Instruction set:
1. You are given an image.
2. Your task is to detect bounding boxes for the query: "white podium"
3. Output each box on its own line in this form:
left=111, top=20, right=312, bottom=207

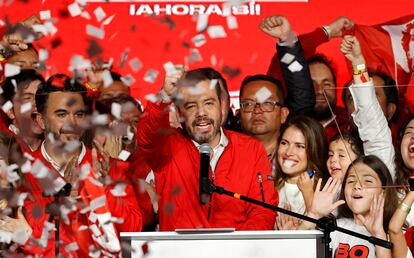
left=120, top=230, right=325, bottom=258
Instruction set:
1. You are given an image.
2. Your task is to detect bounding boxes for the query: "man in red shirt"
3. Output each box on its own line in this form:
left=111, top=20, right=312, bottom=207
left=137, top=68, right=278, bottom=231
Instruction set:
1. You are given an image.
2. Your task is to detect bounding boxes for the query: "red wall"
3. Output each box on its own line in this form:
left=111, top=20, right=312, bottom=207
left=1, top=0, right=414, bottom=105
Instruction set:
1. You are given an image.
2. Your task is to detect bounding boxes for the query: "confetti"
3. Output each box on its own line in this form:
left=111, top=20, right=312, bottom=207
left=81, top=11, right=91, bottom=20
left=118, top=150, right=130, bottom=161
left=21, top=160, right=32, bottom=173
left=32, top=24, right=47, bottom=36
left=188, top=49, right=202, bottom=63
left=65, top=242, right=79, bottom=252
left=280, top=53, right=295, bottom=64
left=145, top=171, right=155, bottom=184
left=111, top=102, right=122, bottom=119
left=44, top=22, right=58, bottom=35
left=20, top=102, right=32, bottom=114
left=39, top=49, right=48, bottom=62
left=102, top=69, right=113, bottom=88
left=64, top=140, right=81, bottom=153
left=79, top=163, right=90, bottom=180
left=192, top=34, right=206, bottom=48
left=128, top=57, right=142, bottom=72
left=90, top=195, right=106, bottom=211
left=68, top=2, right=82, bottom=17
left=255, top=87, right=272, bottom=103
left=17, top=192, right=28, bottom=206
left=163, top=62, right=178, bottom=76
left=86, top=24, right=104, bottom=39
left=110, top=182, right=127, bottom=197
left=121, top=74, right=135, bottom=87
left=40, top=10, right=51, bottom=20
left=12, top=229, right=29, bottom=244
left=211, top=54, right=217, bottom=66
left=92, top=113, right=108, bottom=125
left=118, top=48, right=129, bottom=68
left=287, top=60, right=303, bottom=72
left=226, top=16, right=238, bottom=30
left=143, top=69, right=159, bottom=83
left=31, top=159, right=49, bottom=179
left=196, top=14, right=208, bottom=32
left=209, top=79, right=218, bottom=90
left=207, top=25, right=227, bottom=39
left=1, top=101, right=13, bottom=113
left=94, top=7, right=106, bottom=22
left=144, top=94, right=158, bottom=103
left=102, top=14, right=115, bottom=26
left=4, top=64, right=21, bottom=77
left=86, top=40, right=103, bottom=58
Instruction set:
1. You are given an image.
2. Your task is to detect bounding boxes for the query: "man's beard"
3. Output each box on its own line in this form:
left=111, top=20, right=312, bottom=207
left=186, top=116, right=221, bottom=145
left=313, top=97, right=336, bottom=121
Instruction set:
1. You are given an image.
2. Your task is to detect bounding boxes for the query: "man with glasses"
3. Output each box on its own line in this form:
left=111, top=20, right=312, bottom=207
left=239, top=75, right=289, bottom=175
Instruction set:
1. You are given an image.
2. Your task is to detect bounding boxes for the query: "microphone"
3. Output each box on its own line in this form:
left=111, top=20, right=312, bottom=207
left=199, top=143, right=213, bottom=205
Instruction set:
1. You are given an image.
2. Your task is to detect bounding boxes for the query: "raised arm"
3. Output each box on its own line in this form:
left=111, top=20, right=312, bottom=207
left=260, top=15, right=315, bottom=116
left=340, top=35, right=396, bottom=181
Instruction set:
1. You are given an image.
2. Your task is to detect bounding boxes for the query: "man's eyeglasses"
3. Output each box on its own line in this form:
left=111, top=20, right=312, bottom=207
left=240, top=100, right=283, bottom=112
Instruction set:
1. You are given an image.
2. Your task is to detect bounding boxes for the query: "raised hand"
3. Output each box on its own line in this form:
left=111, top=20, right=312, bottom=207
left=340, top=35, right=364, bottom=64
left=357, top=193, right=386, bottom=238
left=276, top=204, right=300, bottom=230
left=0, top=207, right=32, bottom=243
left=328, top=16, right=354, bottom=38
left=298, top=171, right=314, bottom=194
left=162, top=64, right=186, bottom=98
left=259, top=15, right=293, bottom=42
left=308, top=177, right=345, bottom=219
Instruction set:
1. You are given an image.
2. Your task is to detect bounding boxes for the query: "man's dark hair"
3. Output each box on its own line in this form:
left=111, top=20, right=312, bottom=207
left=36, top=73, right=89, bottom=115
left=175, top=68, right=222, bottom=104
left=240, top=74, right=285, bottom=106
left=3, top=69, right=44, bottom=103
left=110, top=71, right=122, bottom=82
left=307, top=54, right=337, bottom=85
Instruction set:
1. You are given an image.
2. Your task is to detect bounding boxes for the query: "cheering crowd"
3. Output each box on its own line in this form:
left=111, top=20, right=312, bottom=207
left=0, top=11, right=413, bottom=258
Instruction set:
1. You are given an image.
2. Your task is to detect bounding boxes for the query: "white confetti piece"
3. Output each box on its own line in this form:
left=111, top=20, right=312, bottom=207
left=20, top=102, right=32, bottom=114
left=86, top=24, right=104, bottom=39
left=39, top=49, right=48, bottom=62
left=40, top=10, right=51, bottom=20
left=44, top=22, right=58, bottom=35
left=32, top=24, right=47, bottom=36
left=92, top=113, right=108, bottom=125
left=111, top=102, right=122, bottom=120
left=118, top=150, right=130, bottom=161
left=21, top=160, right=32, bottom=173
left=126, top=126, right=134, bottom=140
left=89, top=224, right=101, bottom=236
left=4, top=64, right=21, bottom=77
left=65, top=242, right=79, bottom=252
left=196, top=14, right=208, bottom=32
left=2, top=101, right=13, bottom=113
left=255, top=87, right=272, bottom=103
left=31, top=159, right=49, bottom=179
left=17, top=192, right=28, bottom=206
left=81, top=11, right=91, bottom=20
left=163, top=62, right=178, bottom=76
left=121, top=74, right=135, bottom=87
left=80, top=163, right=90, bottom=180
left=64, top=140, right=81, bottom=153
left=280, top=53, right=295, bottom=64
left=68, top=2, right=82, bottom=17
left=143, top=69, right=159, bottom=83
left=188, top=49, right=202, bottom=63
left=189, top=82, right=206, bottom=95
left=209, top=79, right=218, bottom=90
left=144, top=94, right=158, bottom=103
left=78, top=225, right=88, bottom=231
left=211, top=54, right=217, bottom=66
left=288, top=60, right=303, bottom=72
left=145, top=170, right=155, bottom=184
left=94, top=7, right=106, bottom=22
left=207, top=25, right=227, bottom=39
left=12, top=229, right=30, bottom=244
left=226, top=16, right=238, bottom=30
left=69, top=55, right=92, bottom=71
left=192, top=34, right=206, bottom=48
left=102, top=14, right=115, bottom=26
left=110, top=182, right=127, bottom=197
left=128, top=57, right=142, bottom=72
left=0, top=231, right=12, bottom=243
left=102, top=69, right=113, bottom=88
left=90, top=195, right=106, bottom=211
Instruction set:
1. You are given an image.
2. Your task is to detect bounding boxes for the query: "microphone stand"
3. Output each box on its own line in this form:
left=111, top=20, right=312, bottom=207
left=44, top=183, right=72, bottom=257
left=206, top=182, right=392, bottom=258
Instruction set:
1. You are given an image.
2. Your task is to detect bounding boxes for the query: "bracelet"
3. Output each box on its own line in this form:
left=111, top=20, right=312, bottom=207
left=352, top=68, right=368, bottom=75
left=398, top=202, right=411, bottom=213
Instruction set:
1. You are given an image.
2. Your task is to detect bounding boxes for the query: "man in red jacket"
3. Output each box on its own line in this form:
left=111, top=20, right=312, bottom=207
left=21, top=74, right=123, bottom=257
left=137, top=68, right=278, bottom=231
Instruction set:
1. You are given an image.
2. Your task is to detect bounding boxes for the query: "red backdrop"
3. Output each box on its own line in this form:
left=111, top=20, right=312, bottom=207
left=1, top=0, right=414, bottom=105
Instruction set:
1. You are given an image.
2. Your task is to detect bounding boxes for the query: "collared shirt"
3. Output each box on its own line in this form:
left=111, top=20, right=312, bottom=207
left=192, top=127, right=229, bottom=175
left=40, top=140, right=86, bottom=176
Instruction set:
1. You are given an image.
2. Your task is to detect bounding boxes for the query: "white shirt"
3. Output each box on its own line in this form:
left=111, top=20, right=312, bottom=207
left=278, top=182, right=306, bottom=215
left=192, top=127, right=229, bottom=175
left=40, top=141, right=86, bottom=176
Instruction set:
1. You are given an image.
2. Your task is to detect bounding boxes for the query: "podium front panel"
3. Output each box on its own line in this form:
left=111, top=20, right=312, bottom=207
left=121, top=230, right=325, bottom=258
